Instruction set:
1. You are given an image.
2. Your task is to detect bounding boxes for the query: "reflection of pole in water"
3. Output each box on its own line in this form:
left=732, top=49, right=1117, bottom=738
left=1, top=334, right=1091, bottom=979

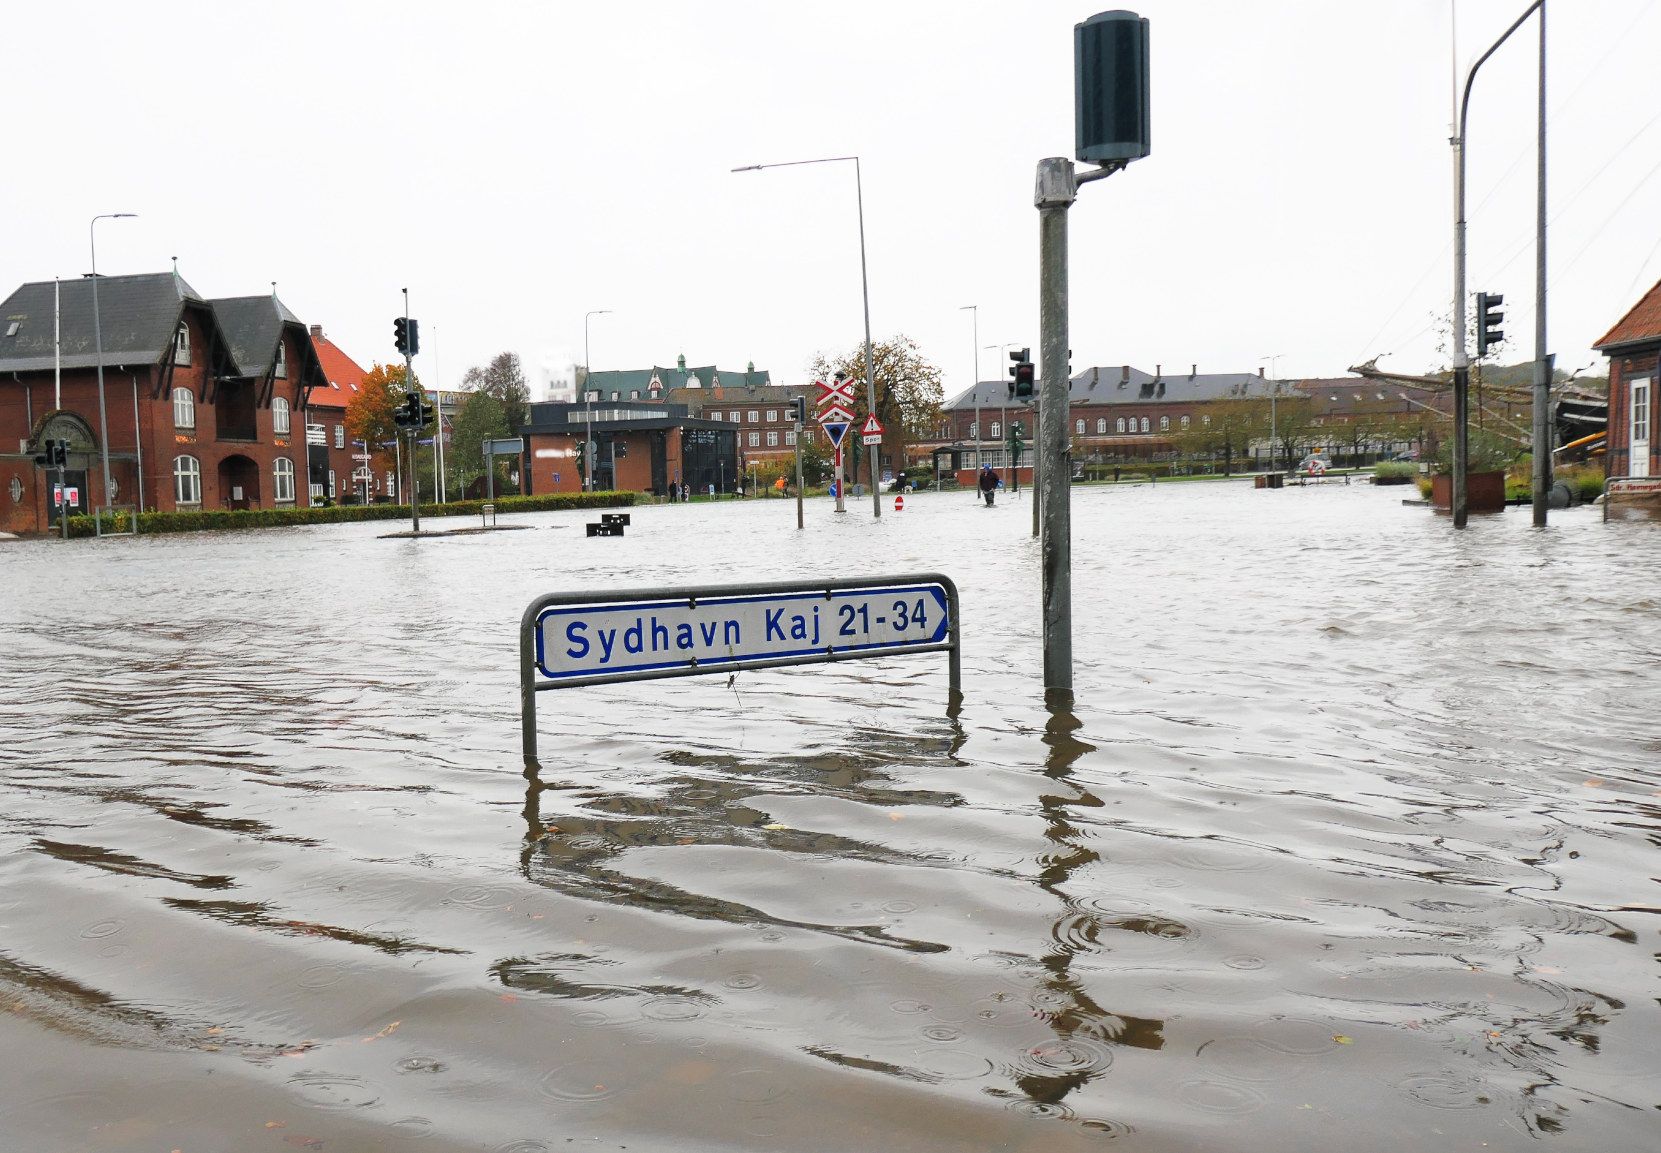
left=1010, top=705, right=1165, bottom=1109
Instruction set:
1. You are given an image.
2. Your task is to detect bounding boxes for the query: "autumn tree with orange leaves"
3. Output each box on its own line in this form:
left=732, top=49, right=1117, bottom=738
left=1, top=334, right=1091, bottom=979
left=346, top=362, right=418, bottom=484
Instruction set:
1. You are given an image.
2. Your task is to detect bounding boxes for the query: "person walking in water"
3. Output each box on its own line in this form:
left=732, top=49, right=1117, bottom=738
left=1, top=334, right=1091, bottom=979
left=978, top=463, right=998, bottom=507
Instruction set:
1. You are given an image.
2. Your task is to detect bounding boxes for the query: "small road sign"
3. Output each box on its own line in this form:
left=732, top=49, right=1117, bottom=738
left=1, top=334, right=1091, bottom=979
left=861, top=414, right=883, bottom=446
left=823, top=422, right=850, bottom=449
left=817, top=378, right=856, bottom=405
left=818, top=403, right=855, bottom=425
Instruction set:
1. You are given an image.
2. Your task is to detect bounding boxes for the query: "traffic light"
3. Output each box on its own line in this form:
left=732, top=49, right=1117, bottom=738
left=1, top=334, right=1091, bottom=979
left=406, top=319, right=420, bottom=358
left=790, top=396, right=806, bottom=425
left=394, top=317, right=409, bottom=356
left=52, top=440, right=69, bottom=467
left=1476, top=292, right=1504, bottom=358
left=395, top=391, right=424, bottom=429
left=1009, top=347, right=1034, bottom=398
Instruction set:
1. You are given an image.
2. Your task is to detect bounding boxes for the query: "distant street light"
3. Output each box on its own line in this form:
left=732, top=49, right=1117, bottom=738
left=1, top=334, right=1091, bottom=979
left=1260, top=353, right=1283, bottom=472
left=90, top=212, right=137, bottom=516
left=584, top=309, right=611, bottom=492
left=733, top=155, right=880, bottom=518
left=961, top=305, right=979, bottom=491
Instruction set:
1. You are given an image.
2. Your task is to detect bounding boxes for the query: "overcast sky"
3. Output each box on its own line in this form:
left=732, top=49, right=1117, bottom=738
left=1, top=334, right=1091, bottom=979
left=7, top=1, right=1657, bottom=400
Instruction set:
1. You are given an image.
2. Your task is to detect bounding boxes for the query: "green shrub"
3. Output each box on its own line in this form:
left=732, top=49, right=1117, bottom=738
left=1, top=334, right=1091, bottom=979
left=1373, top=460, right=1416, bottom=481
left=1415, top=475, right=1434, bottom=499
left=65, top=491, right=637, bottom=539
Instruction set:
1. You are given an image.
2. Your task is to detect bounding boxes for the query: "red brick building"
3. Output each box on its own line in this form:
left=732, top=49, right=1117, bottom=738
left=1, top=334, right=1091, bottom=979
left=520, top=399, right=737, bottom=496
left=1593, top=279, right=1661, bottom=479
left=306, top=325, right=375, bottom=502
left=0, top=271, right=323, bottom=534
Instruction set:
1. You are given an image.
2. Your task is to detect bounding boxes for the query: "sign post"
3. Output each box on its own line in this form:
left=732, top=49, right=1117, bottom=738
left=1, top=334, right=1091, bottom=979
left=521, top=573, right=962, bottom=761
left=817, top=375, right=857, bottom=514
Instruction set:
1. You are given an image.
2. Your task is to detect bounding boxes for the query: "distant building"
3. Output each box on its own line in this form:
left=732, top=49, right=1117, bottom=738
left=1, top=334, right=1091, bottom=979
left=0, top=271, right=323, bottom=534
left=1593, top=278, right=1661, bottom=479
left=518, top=398, right=737, bottom=496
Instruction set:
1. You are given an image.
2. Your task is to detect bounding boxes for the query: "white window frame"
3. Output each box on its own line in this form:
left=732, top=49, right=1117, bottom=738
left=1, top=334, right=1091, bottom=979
left=1075, top=418, right=1085, bottom=435
left=272, top=396, right=291, bottom=435
left=174, top=322, right=192, bottom=367
left=173, top=386, right=195, bottom=430
left=766, top=430, right=779, bottom=447
left=1181, top=415, right=1191, bottom=429
left=274, top=341, right=287, bottom=379
left=1096, top=418, right=1107, bottom=434
left=173, top=455, right=201, bottom=505
left=1140, top=417, right=1150, bottom=433
left=334, top=424, right=345, bottom=449
left=785, top=430, right=797, bottom=446
left=1115, top=417, right=1126, bottom=434
left=990, top=421, right=1001, bottom=439
left=327, top=468, right=336, bottom=498
left=748, top=410, right=760, bottom=424
left=747, top=431, right=760, bottom=447
left=1202, top=414, right=1212, bottom=427
left=729, top=411, right=740, bottom=423
left=766, top=409, right=778, bottom=423
left=969, top=422, right=978, bottom=439
left=273, top=457, right=295, bottom=503
left=1159, top=415, right=1170, bottom=432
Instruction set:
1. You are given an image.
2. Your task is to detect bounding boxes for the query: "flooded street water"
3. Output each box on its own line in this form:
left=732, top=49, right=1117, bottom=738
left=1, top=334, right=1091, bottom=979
left=1, top=481, right=1657, bottom=1153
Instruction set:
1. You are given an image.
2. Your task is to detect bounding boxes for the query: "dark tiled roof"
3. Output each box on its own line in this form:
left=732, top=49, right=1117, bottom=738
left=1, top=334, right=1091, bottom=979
left=211, top=294, right=301, bottom=378
left=0, top=271, right=200, bottom=373
left=1593, top=280, right=1661, bottom=351
left=944, top=365, right=1280, bottom=410
left=585, top=364, right=773, bottom=398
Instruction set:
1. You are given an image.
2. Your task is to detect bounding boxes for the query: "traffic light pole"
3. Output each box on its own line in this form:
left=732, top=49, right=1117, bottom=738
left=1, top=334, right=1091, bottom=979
left=57, top=457, right=68, bottom=541
left=1037, top=158, right=1076, bottom=703
left=402, top=288, right=420, bottom=535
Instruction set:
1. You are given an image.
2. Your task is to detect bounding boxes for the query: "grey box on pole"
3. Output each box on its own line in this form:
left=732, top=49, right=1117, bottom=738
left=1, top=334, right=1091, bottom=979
left=1075, top=11, right=1151, bottom=165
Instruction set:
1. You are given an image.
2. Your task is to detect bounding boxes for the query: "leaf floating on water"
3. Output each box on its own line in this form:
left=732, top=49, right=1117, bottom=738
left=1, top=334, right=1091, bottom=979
left=362, top=1020, right=402, bottom=1042
left=888, top=812, right=904, bottom=822
left=761, top=823, right=790, bottom=831
left=1332, top=1034, right=1353, bottom=1045
left=265, top=1120, right=287, bottom=1129
left=1583, top=778, right=1604, bottom=787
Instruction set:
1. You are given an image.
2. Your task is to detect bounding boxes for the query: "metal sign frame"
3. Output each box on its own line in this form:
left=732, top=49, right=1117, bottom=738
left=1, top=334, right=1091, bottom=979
left=520, top=572, right=961, bottom=760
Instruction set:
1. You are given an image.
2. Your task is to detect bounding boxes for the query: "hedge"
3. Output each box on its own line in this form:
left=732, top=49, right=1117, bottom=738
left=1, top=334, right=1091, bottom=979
left=64, top=491, right=638, bottom=539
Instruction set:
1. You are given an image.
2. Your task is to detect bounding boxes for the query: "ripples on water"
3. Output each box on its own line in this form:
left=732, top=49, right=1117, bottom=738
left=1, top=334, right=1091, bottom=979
left=0, top=483, right=1657, bottom=1152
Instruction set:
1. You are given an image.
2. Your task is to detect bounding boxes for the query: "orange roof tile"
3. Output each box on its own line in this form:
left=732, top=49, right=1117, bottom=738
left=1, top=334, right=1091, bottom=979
left=309, top=333, right=369, bottom=412
left=1594, top=279, right=1661, bottom=351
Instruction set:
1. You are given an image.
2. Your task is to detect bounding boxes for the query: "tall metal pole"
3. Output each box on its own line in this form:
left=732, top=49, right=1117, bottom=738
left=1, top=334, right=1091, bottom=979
left=1260, top=355, right=1282, bottom=471
left=794, top=406, right=804, bottom=529
left=1530, top=0, right=1550, bottom=527
left=854, top=158, right=880, bottom=518
left=962, top=305, right=979, bottom=488
left=987, top=342, right=1017, bottom=490
left=584, top=310, right=610, bottom=492
left=403, top=287, right=419, bottom=534
left=89, top=213, right=136, bottom=516
left=1454, top=0, right=1544, bottom=530
left=1036, top=158, right=1076, bottom=703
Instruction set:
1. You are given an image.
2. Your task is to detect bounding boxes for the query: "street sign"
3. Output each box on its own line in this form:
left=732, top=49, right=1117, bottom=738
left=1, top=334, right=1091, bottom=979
left=818, top=403, right=855, bottom=425
left=520, top=574, right=962, bottom=759
left=823, top=421, right=850, bottom=449
left=861, top=414, right=883, bottom=446
left=352, top=452, right=372, bottom=461
left=817, top=378, right=856, bottom=405
left=486, top=438, right=523, bottom=456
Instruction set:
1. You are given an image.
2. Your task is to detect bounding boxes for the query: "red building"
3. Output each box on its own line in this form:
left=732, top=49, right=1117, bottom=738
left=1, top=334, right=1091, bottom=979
left=1593, top=279, right=1661, bottom=480
left=306, top=325, right=375, bottom=503
left=0, top=271, right=323, bottom=534
left=520, top=399, right=737, bottom=496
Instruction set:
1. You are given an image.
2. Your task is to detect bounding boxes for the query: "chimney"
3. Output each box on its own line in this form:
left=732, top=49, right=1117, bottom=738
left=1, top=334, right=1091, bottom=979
left=1120, top=364, right=1130, bottom=384
left=309, top=324, right=323, bottom=341
left=1155, top=363, right=1162, bottom=380
left=1092, top=366, right=1099, bottom=386
left=1258, top=366, right=1265, bottom=378
left=1190, top=364, right=1196, bottom=379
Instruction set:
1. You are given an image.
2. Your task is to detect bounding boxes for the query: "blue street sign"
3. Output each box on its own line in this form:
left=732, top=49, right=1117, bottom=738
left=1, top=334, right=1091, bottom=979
left=822, top=421, right=850, bottom=449
left=535, top=583, right=949, bottom=682
left=520, top=574, right=963, bottom=760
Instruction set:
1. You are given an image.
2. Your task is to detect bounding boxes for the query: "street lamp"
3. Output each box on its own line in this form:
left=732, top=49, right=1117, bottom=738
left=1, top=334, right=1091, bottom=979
left=1260, top=353, right=1283, bottom=472
left=960, top=305, right=979, bottom=491
left=584, top=309, right=611, bottom=492
left=90, top=212, right=137, bottom=515
left=733, top=155, right=880, bottom=518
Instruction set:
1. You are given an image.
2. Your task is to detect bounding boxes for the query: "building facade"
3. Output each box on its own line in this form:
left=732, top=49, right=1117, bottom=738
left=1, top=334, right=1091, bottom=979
left=519, top=399, right=738, bottom=496
left=306, top=325, right=373, bottom=503
left=1593, top=279, right=1661, bottom=480
left=0, top=271, right=324, bottom=534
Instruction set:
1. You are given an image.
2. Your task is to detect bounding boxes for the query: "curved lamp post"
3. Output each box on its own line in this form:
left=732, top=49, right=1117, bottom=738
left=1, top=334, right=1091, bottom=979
left=733, top=156, right=880, bottom=518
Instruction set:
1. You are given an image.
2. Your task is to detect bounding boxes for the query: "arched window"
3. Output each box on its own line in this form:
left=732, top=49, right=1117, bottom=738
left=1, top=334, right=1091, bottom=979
left=172, top=387, right=195, bottom=430
left=990, top=421, right=1001, bottom=439
left=1074, top=418, right=1085, bottom=435
left=1115, top=417, right=1126, bottom=434
left=1181, top=415, right=1191, bottom=429
left=274, top=341, right=287, bottom=379
left=1159, top=415, right=1170, bottom=431
left=273, top=457, right=295, bottom=503
left=1096, top=418, right=1107, bottom=434
left=272, top=396, right=291, bottom=435
left=174, top=322, right=191, bottom=366
left=1139, top=417, right=1150, bottom=433
left=174, top=456, right=201, bottom=505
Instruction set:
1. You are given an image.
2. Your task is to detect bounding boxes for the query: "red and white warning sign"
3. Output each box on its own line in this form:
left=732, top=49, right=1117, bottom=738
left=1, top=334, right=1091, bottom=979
left=860, top=413, right=883, bottom=446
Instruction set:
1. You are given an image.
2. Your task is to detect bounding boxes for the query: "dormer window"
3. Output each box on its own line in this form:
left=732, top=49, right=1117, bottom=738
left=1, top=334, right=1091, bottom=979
left=274, top=341, right=287, bottom=379
left=174, top=322, right=191, bottom=367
